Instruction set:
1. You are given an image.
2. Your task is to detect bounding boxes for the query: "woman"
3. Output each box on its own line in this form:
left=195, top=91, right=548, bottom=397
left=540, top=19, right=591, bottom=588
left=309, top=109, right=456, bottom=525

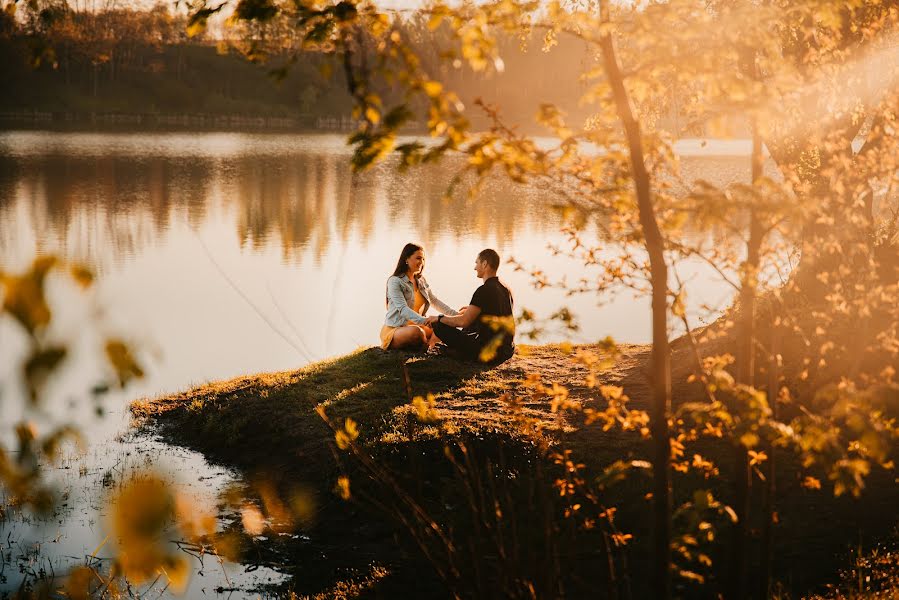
left=380, top=243, right=459, bottom=350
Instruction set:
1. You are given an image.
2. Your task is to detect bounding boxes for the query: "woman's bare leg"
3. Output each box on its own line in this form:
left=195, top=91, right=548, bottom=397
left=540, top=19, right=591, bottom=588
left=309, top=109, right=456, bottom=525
left=427, top=331, right=443, bottom=349
left=389, top=325, right=428, bottom=350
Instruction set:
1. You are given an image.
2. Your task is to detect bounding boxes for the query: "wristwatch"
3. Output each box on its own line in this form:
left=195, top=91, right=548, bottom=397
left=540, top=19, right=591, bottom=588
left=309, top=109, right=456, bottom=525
left=437, top=314, right=444, bottom=323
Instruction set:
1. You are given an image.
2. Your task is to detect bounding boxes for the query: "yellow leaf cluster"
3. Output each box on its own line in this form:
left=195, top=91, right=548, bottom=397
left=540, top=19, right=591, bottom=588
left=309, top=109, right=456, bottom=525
left=107, top=474, right=189, bottom=591
left=335, top=417, right=360, bottom=450
left=411, top=393, right=439, bottom=422
left=105, top=339, right=144, bottom=387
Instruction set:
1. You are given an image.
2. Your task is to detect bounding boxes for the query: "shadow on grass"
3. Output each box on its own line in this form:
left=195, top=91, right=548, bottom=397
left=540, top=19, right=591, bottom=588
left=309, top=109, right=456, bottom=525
left=132, top=347, right=496, bottom=474
left=132, top=347, right=513, bottom=597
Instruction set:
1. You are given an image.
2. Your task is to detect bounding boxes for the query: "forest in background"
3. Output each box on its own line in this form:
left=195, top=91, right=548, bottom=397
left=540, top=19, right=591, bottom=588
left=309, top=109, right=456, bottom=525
left=0, top=3, right=354, bottom=123
left=0, top=1, right=683, bottom=132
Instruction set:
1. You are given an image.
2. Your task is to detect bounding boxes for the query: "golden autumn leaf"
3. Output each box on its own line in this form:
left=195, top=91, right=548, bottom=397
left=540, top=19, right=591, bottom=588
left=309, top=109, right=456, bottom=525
left=739, top=432, right=760, bottom=448
left=748, top=450, right=768, bottom=466
left=802, top=476, right=822, bottom=490
left=107, top=474, right=177, bottom=586
left=336, top=475, right=351, bottom=500
left=422, top=80, right=443, bottom=98
left=105, top=339, right=144, bottom=387
left=69, top=264, right=94, bottom=289
left=412, top=394, right=439, bottom=422
left=335, top=418, right=359, bottom=450
left=23, top=346, right=67, bottom=403
left=427, top=12, right=444, bottom=31
left=1, top=257, right=57, bottom=335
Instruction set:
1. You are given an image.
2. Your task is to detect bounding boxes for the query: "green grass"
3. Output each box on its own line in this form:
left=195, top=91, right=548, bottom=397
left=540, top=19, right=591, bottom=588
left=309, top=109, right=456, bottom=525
left=131, top=343, right=635, bottom=466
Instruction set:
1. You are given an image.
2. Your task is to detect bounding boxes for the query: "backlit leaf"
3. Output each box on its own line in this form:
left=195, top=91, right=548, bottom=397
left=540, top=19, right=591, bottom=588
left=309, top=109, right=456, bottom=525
left=335, top=418, right=359, bottom=449
left=336, top=475, right=351, bottom=500
left=1, top=256, right=57, bottom=335
left=105, top=339, right=144, bottom=387
left=24, top=346, right=67, bottom=402
left=70, top=264, right=94, bottom=289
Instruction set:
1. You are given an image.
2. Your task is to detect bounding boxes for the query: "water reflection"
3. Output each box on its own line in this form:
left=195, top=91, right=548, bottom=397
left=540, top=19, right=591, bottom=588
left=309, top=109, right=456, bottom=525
left=0, top=130, right=756, bottom=598
left=0, top=132, right=756, bottom=378
left=0, top=141, right=554, bottom=272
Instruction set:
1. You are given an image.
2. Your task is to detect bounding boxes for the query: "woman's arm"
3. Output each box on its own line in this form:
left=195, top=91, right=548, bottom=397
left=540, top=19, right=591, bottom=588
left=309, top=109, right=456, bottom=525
left=387, top=276, right=428, bottom=325
left=428, top=305, right=479, bottom=328
left=428, top=291, right=460, bottom=316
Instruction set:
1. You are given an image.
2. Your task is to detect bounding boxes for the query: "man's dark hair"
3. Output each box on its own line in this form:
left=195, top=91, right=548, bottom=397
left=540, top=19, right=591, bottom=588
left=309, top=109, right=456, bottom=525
left=478, top=248, right=500, bottom=271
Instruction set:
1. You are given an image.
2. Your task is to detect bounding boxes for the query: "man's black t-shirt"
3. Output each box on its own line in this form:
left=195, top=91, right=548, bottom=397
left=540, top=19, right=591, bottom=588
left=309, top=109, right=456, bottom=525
left=468, top=276, right=515, bottom=353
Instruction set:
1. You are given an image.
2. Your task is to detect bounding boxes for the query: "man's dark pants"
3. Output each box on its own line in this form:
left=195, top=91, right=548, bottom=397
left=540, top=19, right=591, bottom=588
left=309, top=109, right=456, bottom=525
left=432, top=321, right=482, bottom=361
left=432, top=321, right=513, bottom=362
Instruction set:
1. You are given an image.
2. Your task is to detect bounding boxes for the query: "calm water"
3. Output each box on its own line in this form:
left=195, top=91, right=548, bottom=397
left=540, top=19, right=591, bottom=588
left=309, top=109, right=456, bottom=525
left=0, top=131, right=757, bottom=596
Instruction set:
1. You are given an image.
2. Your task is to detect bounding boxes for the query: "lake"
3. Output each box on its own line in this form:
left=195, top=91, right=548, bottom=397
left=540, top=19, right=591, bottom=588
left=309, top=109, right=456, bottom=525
left=0, top=130, right=757, bottom=596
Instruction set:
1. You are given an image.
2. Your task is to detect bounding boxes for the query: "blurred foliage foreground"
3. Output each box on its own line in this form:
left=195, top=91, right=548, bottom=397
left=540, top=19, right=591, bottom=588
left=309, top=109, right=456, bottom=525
left=5, top=0, right=899, bottom=596
left=123, top=0, right=899, bottom=595
left=0, top=258, right=216, bottom=599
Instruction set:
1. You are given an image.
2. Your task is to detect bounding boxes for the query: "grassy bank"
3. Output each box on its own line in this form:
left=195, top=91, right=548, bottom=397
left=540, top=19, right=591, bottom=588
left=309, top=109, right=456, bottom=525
left=131, top=342, right=898, bottom=598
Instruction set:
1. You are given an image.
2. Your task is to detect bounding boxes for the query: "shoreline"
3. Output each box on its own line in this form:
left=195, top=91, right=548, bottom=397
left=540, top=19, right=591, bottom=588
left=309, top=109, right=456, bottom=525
left=0, top=108, right=412, bottom=133
left=0, top=113, right=761, bottom=157
left=0, top=110, right=359, bottom=134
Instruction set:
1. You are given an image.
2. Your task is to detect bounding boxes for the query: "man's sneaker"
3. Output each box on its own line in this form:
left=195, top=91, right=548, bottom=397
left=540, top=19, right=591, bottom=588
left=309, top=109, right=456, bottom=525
left=426, top=342, right=449, bottom=357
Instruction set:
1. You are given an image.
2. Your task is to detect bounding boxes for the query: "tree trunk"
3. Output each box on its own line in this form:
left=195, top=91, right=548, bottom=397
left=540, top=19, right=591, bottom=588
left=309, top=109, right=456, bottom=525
left=759, top=324, right=780, bottom=599
left=599, top=24, right=672, bottom=600
left=729, top=447, right=751, bottom=599
left=728, top=129, right=764, bottom=600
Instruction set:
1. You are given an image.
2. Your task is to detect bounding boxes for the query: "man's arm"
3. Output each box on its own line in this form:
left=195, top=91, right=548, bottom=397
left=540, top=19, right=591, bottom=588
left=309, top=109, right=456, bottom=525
left=428, top=305, right=480, bottom=328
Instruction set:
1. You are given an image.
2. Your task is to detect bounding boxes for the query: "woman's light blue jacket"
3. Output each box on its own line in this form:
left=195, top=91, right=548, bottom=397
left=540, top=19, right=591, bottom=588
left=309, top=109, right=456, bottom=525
left=384, top=274, right=459, bottom=327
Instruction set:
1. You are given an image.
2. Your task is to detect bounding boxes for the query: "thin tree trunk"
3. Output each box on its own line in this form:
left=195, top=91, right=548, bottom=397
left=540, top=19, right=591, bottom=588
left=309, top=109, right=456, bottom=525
left=599, top=16, right=672, bottom=600
left=728, top=129, right=764, bottom=600
left=730, top=447, right=751, bottom=599
left=760, top=324, right=780, bottom=599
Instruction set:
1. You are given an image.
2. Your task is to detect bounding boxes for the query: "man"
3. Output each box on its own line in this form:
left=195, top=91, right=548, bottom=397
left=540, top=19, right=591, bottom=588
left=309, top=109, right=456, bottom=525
left=426, top=248, right=515, bottom=362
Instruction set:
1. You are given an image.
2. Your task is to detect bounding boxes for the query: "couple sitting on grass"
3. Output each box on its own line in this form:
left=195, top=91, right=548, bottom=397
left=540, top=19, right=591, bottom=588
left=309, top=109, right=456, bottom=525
left=379, top=243, right=515, bottom=363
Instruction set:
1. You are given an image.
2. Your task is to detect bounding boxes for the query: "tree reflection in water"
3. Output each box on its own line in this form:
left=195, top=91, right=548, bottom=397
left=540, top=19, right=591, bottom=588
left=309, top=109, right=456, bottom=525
left=0, top=131, right=748, bottom=369
left=0, top=134, right=561, bottom=268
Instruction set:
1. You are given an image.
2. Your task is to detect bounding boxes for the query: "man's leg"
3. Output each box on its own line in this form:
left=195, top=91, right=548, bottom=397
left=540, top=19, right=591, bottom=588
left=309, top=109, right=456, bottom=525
left=432, top=322, right=481, bottom=360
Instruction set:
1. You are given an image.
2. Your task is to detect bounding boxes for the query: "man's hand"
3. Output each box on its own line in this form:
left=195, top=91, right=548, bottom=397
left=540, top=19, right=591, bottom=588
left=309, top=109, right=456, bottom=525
left=424, top=315, right=440, bottom=325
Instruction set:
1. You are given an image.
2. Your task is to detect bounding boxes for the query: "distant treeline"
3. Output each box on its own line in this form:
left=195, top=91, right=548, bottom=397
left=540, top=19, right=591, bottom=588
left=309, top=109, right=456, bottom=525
left=0, top=3, right=357, bottom=126
left=0, top=2, right=666, bottom=132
